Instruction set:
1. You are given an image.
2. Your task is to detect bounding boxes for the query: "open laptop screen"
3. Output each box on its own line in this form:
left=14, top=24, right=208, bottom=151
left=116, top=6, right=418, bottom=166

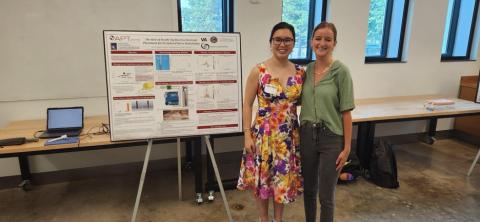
left=47, top=107, right=84, bottom=130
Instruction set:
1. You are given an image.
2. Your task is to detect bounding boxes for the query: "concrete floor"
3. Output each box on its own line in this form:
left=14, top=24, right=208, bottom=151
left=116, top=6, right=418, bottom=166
left=0, top=138, right=479, bottom=222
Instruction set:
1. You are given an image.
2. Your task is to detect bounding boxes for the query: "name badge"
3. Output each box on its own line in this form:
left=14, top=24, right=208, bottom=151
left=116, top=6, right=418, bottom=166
left=264, top=84, right=277, bottom=95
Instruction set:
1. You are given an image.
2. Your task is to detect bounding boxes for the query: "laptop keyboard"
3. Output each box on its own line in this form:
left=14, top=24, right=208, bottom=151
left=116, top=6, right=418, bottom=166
left=40, top=130, right=81, bottom=139
left=45, top=137, right=79, bottom=146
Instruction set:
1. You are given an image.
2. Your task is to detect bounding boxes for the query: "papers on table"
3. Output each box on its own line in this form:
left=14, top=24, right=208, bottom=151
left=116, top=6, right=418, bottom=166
left=424, top=99, right=455, bottom=111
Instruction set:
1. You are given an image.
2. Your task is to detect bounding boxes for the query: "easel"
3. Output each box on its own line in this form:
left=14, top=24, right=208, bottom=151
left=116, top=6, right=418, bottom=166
left=130, top=136, right=233, bottom=222
left=467, top=148, right=480, bottom=176
left=131, top=139, right=153, bottom=222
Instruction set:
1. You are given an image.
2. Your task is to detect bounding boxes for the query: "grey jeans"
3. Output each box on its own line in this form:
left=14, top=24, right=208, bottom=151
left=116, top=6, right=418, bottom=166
left=300, top=122, right=343, bottom=222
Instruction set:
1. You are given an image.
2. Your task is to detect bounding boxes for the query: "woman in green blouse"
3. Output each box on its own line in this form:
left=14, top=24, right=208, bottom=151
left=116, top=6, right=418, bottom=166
left=300, top=22, right=355, bottom=222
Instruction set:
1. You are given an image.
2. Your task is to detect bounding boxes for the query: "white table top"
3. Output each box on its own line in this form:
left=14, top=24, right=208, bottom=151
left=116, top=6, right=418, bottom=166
left=352, top=95, right=480, bottom=122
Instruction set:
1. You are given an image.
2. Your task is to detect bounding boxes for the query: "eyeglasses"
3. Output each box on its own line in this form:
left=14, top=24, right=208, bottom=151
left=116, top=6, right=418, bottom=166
left=271, top=37, right=294, bottom=46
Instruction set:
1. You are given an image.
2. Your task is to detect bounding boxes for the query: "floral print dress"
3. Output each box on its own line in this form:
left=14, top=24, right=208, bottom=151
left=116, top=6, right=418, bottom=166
left=237, top=63, right=304, bottom=204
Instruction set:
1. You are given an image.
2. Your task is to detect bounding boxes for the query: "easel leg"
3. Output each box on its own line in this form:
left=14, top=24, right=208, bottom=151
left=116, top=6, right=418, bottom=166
left=131, top=139, right=153, bottom=222
left=206, top=136, right=215, bottom=201
left=467, top=147, right=480, bottom=176
left=177, top=138, right=182, bottom=201
left=204, top=135, right=233, bottom=222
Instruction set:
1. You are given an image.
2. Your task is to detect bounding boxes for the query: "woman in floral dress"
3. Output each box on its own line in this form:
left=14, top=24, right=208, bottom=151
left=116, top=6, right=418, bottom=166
left=237, top=22, right=303, bottom=222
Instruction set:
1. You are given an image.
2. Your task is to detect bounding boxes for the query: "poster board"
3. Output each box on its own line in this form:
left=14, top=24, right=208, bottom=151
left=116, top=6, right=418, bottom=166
left=103, top=31, right=243, bottom=141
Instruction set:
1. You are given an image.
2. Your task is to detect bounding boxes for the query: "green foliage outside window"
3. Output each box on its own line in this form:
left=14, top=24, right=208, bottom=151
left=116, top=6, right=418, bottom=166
left=366, top=0, right=387, bottom=56
left=282, top=0, right=310, bottom=59
left=180, top=0, right=223, bottom=32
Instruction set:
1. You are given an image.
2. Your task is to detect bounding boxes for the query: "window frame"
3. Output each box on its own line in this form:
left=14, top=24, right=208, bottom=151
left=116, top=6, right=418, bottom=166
left=285, top=0, right=328, bottom=65
left=441, top=0, right=479, bottom=61
left=365, top=0, right=410, bottom=63
left=177, top=0, right=234, bottom=33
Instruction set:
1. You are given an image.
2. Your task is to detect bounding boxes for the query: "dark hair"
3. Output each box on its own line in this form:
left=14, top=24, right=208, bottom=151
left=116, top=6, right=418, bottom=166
left=312, top=22, right=337, bottom=42
left=269, top=22, right=295, bottom=43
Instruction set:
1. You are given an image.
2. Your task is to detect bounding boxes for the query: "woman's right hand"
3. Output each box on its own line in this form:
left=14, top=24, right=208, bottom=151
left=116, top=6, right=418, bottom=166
left=244, top=133, right=255, bottom=154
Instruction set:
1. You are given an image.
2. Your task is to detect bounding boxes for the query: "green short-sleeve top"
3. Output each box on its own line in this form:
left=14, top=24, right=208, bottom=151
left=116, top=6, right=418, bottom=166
left=299, top=60, right=355, bottom=135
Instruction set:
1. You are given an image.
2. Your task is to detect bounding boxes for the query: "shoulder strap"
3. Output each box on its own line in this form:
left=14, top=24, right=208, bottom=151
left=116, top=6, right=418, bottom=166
left=256, top=63, right=265, bottom=89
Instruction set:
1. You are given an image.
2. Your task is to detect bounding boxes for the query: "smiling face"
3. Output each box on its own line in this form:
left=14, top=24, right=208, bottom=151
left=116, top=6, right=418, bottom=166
left=270, top=28, right=295, bottom=60
left=311, top=27, right=336, bottom=59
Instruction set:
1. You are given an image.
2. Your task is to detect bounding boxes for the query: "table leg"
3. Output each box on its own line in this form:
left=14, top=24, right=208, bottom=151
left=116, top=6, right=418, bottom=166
left=366, top=122, right=376, bottom=157
left=356, top=123, right=367, bottom=169
left=357, top=122, right=375, bottom=170
left=425, top=118, right=437, bottom=145
left=366, top=122, right=376, bottom=169
left=185, top=139, right=193, bottom=169
left=204, top=136, right=238, bottom=194
left=193, top=137, right=204, bottom=204
left=18, top=155, right=32, bottom=191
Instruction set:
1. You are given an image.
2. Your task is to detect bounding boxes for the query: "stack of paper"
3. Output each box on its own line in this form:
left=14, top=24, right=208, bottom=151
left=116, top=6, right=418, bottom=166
left=424, top=99, right=455, bottom=111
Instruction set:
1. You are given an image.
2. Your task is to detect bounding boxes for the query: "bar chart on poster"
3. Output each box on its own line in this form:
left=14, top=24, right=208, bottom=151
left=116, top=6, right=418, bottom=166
left=103, top=31, right=243, bottom=141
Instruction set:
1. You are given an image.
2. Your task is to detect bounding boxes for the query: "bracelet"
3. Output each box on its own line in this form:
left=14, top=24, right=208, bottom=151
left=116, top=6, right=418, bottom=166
left=243, top=128, right=251, bottom=132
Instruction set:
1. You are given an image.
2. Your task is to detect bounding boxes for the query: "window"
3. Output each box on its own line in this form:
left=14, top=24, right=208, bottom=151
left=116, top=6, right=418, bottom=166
left=365, top=0, right=410, bottom=63
left=178, top=0, right=233, bottom=32
left=282, top=0, right=327, bottom=63
left=441, top=0, right=479, bottom=60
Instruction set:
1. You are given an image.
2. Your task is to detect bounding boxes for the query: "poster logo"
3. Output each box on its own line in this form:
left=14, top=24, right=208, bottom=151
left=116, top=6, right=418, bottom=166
left=201, top=43, right=210, bottom=50
left=210, top=36, right=218, bottom=43
left=109, top=35, right=130, bottom=41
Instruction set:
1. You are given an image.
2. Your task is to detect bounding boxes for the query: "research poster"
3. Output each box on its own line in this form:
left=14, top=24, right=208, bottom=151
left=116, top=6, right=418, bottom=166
left=103, top=31, right=242, bottom=141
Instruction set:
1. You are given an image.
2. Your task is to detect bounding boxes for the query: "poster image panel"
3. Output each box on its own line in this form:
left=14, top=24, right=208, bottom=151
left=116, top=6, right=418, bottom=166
left=103, top=31, right=243, bottom=141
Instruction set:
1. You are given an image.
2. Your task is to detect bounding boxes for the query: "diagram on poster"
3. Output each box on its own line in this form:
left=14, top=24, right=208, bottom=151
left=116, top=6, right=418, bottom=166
left=104, top=31, right=242, bottom=141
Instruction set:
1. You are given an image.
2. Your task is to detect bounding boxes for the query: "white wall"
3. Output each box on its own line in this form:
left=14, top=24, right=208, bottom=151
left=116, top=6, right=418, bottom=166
left=0, top=0, right=479, bottom=177
left=0, top=0, right=177, bottom=102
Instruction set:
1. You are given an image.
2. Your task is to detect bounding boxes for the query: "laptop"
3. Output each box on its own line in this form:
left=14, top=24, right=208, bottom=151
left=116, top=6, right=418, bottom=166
left=39, top=107, right=84, bottom=139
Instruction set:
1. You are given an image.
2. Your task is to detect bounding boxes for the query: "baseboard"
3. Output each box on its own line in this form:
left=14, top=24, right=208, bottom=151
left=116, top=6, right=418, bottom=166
left=0, top=175, right=22, bottom=190
left=0, top=157, right=180, bottom=190
left=452, top=130, right=480, bottom=146
left=377, top=129, right=454, bottom=144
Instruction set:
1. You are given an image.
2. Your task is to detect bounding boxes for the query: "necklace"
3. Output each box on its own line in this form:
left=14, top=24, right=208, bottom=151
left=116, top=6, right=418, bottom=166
left=314, top=60, right=333, bottom=83
left=314, top=61, right=333, bottom=75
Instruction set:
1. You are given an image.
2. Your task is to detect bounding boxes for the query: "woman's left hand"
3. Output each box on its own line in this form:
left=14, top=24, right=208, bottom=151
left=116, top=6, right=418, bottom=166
left=336, top=148, right=350, bottom=171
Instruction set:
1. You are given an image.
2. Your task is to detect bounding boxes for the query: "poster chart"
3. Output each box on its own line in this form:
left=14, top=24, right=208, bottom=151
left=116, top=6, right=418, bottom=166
left=103, top=31, right=243, bottom=141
